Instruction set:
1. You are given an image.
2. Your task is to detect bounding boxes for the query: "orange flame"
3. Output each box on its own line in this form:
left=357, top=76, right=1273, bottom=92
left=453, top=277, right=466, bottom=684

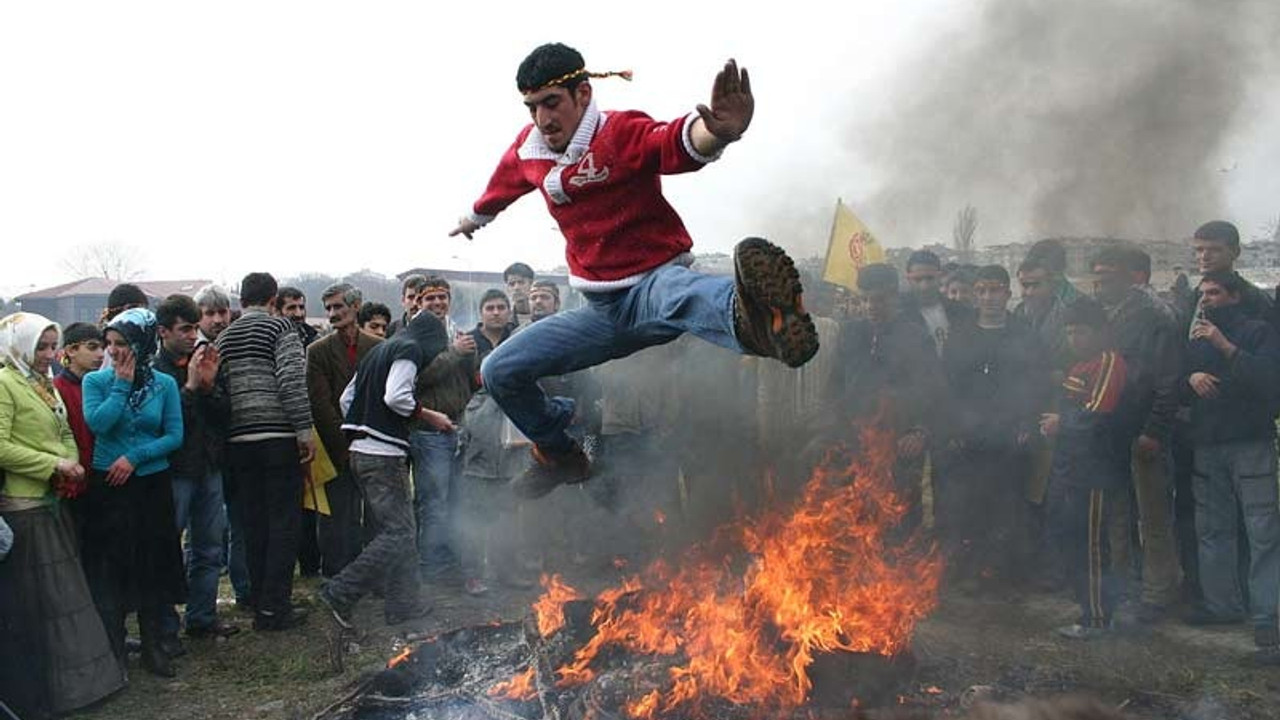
left=533, top=573, right=582, bottom=638
left=653, top=509, right=667, bottom=526
left=489, top=666, right=538, bottom=701
left=387, top=646, right=412, bottom=669
left=509, top=421, right=942, bottom=719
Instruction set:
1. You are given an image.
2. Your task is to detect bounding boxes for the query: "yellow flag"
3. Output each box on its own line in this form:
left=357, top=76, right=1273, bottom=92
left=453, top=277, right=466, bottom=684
left=822, top=199, right=885, bottom=291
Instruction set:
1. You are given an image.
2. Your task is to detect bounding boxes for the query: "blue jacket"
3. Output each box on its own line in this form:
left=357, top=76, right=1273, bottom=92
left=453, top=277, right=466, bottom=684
left=83, top=368, right=183, bottom=475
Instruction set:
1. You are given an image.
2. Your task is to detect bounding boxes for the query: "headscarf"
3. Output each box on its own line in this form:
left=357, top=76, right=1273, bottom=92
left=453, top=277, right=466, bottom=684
left=0, top=311, right=64, bottom=412
left=105, top=307, right=159, bottom=409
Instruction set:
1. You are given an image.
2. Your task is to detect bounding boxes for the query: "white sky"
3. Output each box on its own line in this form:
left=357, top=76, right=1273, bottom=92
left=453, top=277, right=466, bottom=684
left=1, top=1, right=1276, bottom=297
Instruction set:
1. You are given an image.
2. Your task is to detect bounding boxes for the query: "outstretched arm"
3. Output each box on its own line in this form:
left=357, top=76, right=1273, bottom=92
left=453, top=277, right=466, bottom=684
left=690, top=59, right=754, bottom=157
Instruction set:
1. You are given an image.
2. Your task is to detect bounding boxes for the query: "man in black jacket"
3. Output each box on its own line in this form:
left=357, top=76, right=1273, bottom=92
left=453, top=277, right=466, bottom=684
left=940, top=265, right=1050, bottom=588
left=318, top=311, right=449, bottom=631
left=902, top=250, right=975, bottom=357
left=154, top=294, right=238, bottom=646
left=1184, top=271, right=1280, bottom=664
left=1090, top=246, right=1182, bottom=618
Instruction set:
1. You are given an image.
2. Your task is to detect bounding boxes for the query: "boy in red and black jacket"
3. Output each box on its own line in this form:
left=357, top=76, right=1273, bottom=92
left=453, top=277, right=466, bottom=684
left=1040, top=299, right=1131, bottom=639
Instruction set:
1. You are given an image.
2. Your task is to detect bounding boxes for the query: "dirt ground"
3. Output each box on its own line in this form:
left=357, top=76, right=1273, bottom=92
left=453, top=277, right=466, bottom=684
left=67, top=563, right=1279, bottom=720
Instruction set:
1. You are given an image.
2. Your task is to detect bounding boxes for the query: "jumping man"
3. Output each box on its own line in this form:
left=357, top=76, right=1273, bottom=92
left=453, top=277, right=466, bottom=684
left=449, top=43, right=818, bottom=498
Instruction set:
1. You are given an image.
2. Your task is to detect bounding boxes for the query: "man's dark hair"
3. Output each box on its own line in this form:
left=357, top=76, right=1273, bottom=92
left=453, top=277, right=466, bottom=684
left=401, top=274, right=429, bottom=295
left=1017, top=256, right=1050, bottom=276
left=1194, top=220, right=1241, bottom=251
left=517, top=43, right=586, bottom=94
left=1200, top=269, right=1246, bottom=296
left=503, top=262, right=535, bottom=282
left=1026, top=239, right=1068, bottom=273
left=62, top=322, right=103, bottom=348
left=906, top=250, right=942, bottom=271
left=479, top=288, right=511, bottom=311
left=1089, top=246, right=1131, bottom=272
left=106, top=283, right=149, bottom=311
left=274, top=286, right=305, bottom=311
left=357, top=302, right=392, bottom=326
left=974, top=265, right=1011, bottom=288
left=1122, top=245, right=1152, bottom=277
left=946, top=266, right=977, bottom=287
left=531, top=279, right=560, bottom=299
left=156, top=294, right=200, bottom=328
left=423, top=274, right=451, bottom=294
left=1062, top=297, right=1108, bottom=328
left=239, top=272, right=278, bottom=308
left=856, top=264, right=899, bottom=293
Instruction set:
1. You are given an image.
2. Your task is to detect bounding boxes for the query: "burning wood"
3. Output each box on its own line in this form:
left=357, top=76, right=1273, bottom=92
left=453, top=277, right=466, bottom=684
left=489, top=666, right=538, bottom=701
left=510, top=420, right=941, bottom=719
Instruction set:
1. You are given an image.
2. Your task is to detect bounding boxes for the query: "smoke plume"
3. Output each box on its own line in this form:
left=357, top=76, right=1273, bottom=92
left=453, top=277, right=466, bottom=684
left=856, top=0, right=1280, bottom=245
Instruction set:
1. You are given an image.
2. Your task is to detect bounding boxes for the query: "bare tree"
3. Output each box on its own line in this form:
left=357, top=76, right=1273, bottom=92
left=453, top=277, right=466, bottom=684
left=61, top=242, right=144, bottom=281
left=952, top=205, right=978, bottom=262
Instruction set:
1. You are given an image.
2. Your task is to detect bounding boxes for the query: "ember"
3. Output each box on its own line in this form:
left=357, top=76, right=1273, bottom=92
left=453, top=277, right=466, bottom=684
left=490, top=666, right=538, bottom=701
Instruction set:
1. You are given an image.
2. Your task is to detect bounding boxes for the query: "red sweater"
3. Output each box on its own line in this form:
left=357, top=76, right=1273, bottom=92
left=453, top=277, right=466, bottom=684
left=53, top=368, right=94, bottom=469
left=470, top=103, right=718, bottom=291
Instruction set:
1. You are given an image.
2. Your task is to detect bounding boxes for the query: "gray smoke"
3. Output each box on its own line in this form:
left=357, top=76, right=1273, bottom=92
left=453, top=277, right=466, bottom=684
left=855, top=0, right=1280, bottom=245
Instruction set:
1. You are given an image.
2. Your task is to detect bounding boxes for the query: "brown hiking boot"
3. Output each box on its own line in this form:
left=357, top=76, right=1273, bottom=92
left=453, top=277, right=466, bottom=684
left=733, top=237, right=819, bottom=368
left=511, top=442, right=591, bottom=499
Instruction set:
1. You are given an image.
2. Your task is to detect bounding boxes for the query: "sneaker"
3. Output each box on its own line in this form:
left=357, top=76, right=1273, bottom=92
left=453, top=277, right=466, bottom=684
left=732, top=237, right=819, bottom=368
left=511, top=442, right=591, bottom=499
left=385, top=600, right=434, bottom=626
left=1183, top=606, right=1243, bottom=626
left=185, top=619, right=240, bottom=639
left=1056, top=622, right=1111, bottom=640
left=317, top=587, right=355, bottom=631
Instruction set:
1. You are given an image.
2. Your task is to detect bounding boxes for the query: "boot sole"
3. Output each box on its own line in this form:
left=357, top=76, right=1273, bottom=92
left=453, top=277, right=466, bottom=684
left=734, top=238, right=819, bottom=368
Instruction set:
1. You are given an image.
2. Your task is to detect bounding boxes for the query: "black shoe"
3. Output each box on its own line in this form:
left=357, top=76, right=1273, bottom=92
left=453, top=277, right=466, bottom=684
left=185, top=620, right=240, bottom=639
left=1184, top=606, right=1243, bottom=626
left=317, top=587, right=356, bottom=631
left=511, top=442, right=591, bottom=499
left=158, top=635, right=187, bottom=658
left=252, top=611, right=309, bottom=632
left=141, top=643, right=176, bottom=678
left=385, top=600, right=433, bottom=626
left=732, top=237, right=819, bottom=368
left=1255, top=624, right=1280, bottom=648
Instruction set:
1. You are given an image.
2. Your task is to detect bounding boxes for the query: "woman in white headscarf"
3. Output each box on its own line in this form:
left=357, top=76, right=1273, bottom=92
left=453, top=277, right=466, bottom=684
left=0, top=312, right=125, bottom=718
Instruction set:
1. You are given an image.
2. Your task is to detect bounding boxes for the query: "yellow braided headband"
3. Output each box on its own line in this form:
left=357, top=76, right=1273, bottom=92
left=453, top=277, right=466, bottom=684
left=528, top=68, right=633, bottom=93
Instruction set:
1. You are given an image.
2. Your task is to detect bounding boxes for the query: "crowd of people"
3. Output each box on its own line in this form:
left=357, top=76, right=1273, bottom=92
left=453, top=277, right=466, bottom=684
left=819, top=220, right=1279, bottom=662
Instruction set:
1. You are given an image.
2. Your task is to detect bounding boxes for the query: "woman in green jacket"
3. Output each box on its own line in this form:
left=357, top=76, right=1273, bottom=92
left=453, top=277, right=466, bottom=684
left=0, top=312, right=125, bottom=718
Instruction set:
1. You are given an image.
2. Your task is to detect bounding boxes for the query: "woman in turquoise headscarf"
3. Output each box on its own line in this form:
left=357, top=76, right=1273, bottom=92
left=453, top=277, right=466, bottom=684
left=0, top=312, right=125, bottom=718
left=81, top=307, right=186, bottom=678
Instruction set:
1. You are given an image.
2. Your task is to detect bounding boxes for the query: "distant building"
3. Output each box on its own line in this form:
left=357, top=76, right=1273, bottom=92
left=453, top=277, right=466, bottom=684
left=15, top=278, right=212, bottom=326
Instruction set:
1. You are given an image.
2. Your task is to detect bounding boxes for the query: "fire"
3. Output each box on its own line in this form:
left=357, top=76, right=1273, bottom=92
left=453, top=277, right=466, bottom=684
left=509, top=420, right=942, bottom=718
left=533, top=573, right=582, bottom=638
left=387, top=646, right=412, bottom=669
left=489, top=666, right=538, bottom=701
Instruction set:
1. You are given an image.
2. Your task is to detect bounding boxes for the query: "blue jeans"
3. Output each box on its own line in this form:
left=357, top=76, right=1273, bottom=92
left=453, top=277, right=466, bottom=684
left=1193, top=439, right=1280, bottom=627
left=161, top=470, right=228, bottom=633
left=408, top=429, right=461, bottom=574
left=482, top=265, right=739, bottom=451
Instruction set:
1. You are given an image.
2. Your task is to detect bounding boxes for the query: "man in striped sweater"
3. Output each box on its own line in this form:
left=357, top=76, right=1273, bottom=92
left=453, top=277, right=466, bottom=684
left=216, top=272, right=315, bottom=631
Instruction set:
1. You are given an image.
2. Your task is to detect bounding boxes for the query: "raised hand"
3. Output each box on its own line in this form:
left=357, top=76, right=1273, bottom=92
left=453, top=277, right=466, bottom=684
left=696, top=59, right=754, bottom=143
left=188, top=344, right=221, bottom=391
left=114, top=351, right=136, bottom=384
left=449, top=217, right=480, bottom=240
